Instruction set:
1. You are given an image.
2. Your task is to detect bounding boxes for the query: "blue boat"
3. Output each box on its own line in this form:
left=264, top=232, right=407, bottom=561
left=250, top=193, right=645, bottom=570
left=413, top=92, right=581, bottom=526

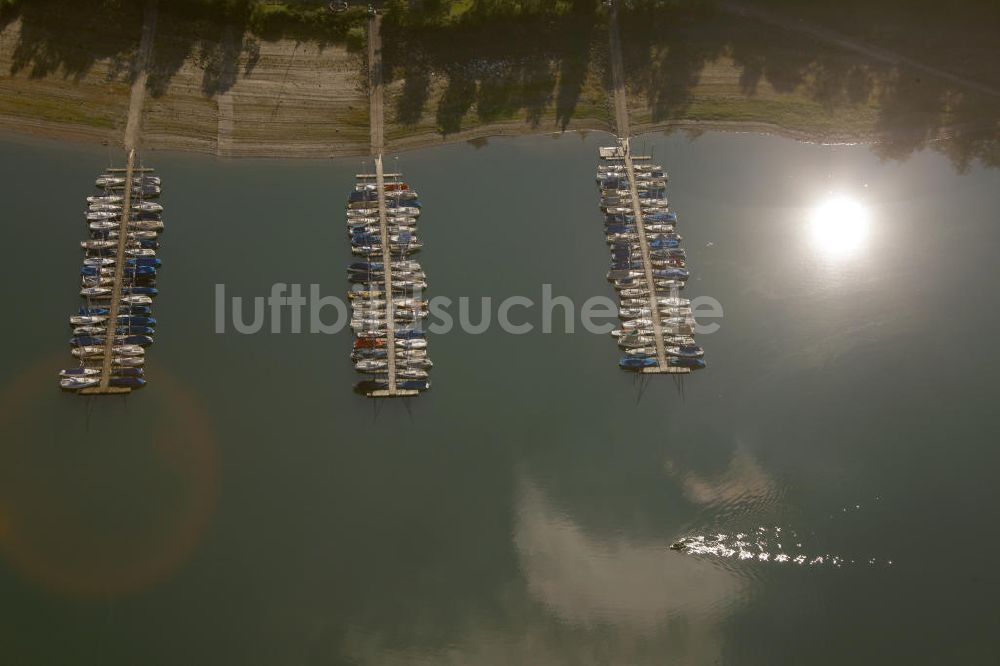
left=619, top=357, right=657, bottom=370
left=605, top=224, right=636, bottom=234
left=398, top=379, right=430, bottom=391
left=109, top=376, right=146, bottom=388
left=59, top=368, right=99, bottom=377
left=117, top=316, right=156, bottom=326
left=122, top=286, right=158, bottom=296
left=112, top=367, right=144, bottom=377
left=70, top=335, right=154, bottom=347
left=649, top=238, right=680, bottom=249
left=649, top=248, right=685, bottom=259
left=652, top=268, right=689, bottom=279
left=668, top=345, right=704, bottom=359
left=349, top=261, right=383, bottom=271
left=646, top=212, right=678, bottom=223
left=79, top=306, right=151, bottom=316
left=668, top=357, right=706, bottom=369
left=81, top=265, right=156, bottom=277
left=395, top=329, right=425, bottom=339
left=129, top=257, right=161, bottom=267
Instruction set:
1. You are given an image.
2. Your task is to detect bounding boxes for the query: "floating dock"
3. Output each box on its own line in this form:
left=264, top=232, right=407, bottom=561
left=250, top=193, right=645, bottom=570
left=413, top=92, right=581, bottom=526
left=347, top=169, right=431, bottom=397
left=60, top=152, right=164, bottom=394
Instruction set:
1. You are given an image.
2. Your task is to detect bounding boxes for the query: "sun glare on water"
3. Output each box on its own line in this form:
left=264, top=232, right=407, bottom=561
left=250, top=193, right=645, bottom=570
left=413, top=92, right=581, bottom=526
left=808, top=195, right=872, bottom=260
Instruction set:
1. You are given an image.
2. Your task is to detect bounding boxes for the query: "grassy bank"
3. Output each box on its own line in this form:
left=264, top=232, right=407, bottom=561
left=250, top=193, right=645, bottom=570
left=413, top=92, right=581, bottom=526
left=0, top=0, right=996, bottom=167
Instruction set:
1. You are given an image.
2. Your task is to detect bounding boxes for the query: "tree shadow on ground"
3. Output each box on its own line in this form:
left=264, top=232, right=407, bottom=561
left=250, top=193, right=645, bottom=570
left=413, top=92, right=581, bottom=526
left=617, top=1, right=1000, bottom=172
left=381, top=4, right=603, bottom=135
left=0, top=0, right=361, bottom=99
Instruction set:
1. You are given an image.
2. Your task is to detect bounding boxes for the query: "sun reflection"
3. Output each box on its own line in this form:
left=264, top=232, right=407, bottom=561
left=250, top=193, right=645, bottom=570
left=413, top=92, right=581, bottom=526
left=807, top=195, right=871, bottom=260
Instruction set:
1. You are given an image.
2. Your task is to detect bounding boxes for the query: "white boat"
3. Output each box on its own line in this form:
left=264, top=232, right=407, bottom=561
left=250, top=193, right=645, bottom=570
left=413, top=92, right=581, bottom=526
left=110, top=344, right=146, bottom=356
left=81, top=240, right=118, bottom=249
left=125, top=249, right=157, bottom=257
left=81, top=287, right=111, bottom=297
left=70, top=315, right=107, bottom=325
left=86, top=210, right=120, bottom=221
left=73, top=325, right=108, bottom=335
left=355, top=359, right=388, bottom=372
left=82, top=276, right=115, bottom=288
left=121, top=295, right=152, bottom=305
left=386, top=206, right=420, bottom=216
left=70, top=344, right=145, bottom=359
left=399, top=358, right=433, bottom=370
left=132, top=201, right=163, bottom=213
left=87, top=194, right=123, bottom=204
left=89, top=203, right=122, bottom=212
left=96, top=174, right=160, bottom=188
left=622, top=318, right=653, bottom=330
left=60, top=376, right=99, bottom=390
left=611, top=327, right=652, bottom=337
left=89, top=220, right=119, bottom=231
left=624, top=347, right=657, bottom=357
left=113, top=356, right=145, bottom=367
left=395, top=339, right=427, bottom=350
left=83, top=257, right=116, bottom=267
left=129, top=221, right=164, bottom=232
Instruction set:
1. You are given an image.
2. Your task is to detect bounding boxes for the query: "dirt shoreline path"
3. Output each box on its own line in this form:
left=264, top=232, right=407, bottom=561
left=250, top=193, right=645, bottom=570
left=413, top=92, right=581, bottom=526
left=719, top=1, right=1000, bottom=101
left=368, top=14, right=384, bottom=154
left=607, top=4, right=630, bottom=138
left=124, top=0, right=158, bottom=151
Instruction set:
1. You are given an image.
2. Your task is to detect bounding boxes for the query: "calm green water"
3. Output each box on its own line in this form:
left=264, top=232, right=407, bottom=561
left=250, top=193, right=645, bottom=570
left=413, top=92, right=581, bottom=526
left=1, top=129, right=999, bottom=665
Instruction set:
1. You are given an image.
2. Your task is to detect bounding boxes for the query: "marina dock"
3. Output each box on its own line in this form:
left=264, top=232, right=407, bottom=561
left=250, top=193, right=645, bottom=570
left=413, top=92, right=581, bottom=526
left=347, top=14, right=431, bottom=398
left=82, top=150, right=142, bottom=394
left=59, top=0, right=163, bottom=394
left=597, top=3, right=705, bottom=375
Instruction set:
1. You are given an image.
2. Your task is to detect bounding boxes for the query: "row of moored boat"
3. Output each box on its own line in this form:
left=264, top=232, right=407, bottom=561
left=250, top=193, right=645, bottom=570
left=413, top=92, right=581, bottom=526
left=59, top=168, right=163, bottom=391
left=597, top=145, right=705, bottom=372
left=348, top=174, right=432, bottom=394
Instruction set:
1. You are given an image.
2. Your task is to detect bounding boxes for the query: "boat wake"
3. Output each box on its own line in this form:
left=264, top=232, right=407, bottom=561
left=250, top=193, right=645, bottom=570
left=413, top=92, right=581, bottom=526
left=672, top=526, right=893, bottom=568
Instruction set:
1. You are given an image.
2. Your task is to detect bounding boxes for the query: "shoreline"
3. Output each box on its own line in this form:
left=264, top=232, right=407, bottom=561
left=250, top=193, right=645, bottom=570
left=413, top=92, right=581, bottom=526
left=0, top=113, right=906, bottom=160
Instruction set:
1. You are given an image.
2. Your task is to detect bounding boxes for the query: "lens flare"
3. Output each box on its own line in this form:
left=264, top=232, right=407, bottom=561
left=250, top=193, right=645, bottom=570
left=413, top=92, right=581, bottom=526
left=807, top=195, right=871, bottom=260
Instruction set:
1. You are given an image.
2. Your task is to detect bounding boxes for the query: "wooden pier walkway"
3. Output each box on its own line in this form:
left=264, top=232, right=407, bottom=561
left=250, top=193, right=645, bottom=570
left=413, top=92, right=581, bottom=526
left=607, top=3, right=689, bottom=375
left=80, top=151, right=140, bottom=395
left=363, top=13, right=418, bottom=398
left=78, top=0, right=159, bottom=395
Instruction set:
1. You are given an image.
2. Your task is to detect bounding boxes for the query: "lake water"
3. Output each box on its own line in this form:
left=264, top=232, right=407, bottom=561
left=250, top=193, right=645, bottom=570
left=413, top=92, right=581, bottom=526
left=1, top=129, right=998, bottom=665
